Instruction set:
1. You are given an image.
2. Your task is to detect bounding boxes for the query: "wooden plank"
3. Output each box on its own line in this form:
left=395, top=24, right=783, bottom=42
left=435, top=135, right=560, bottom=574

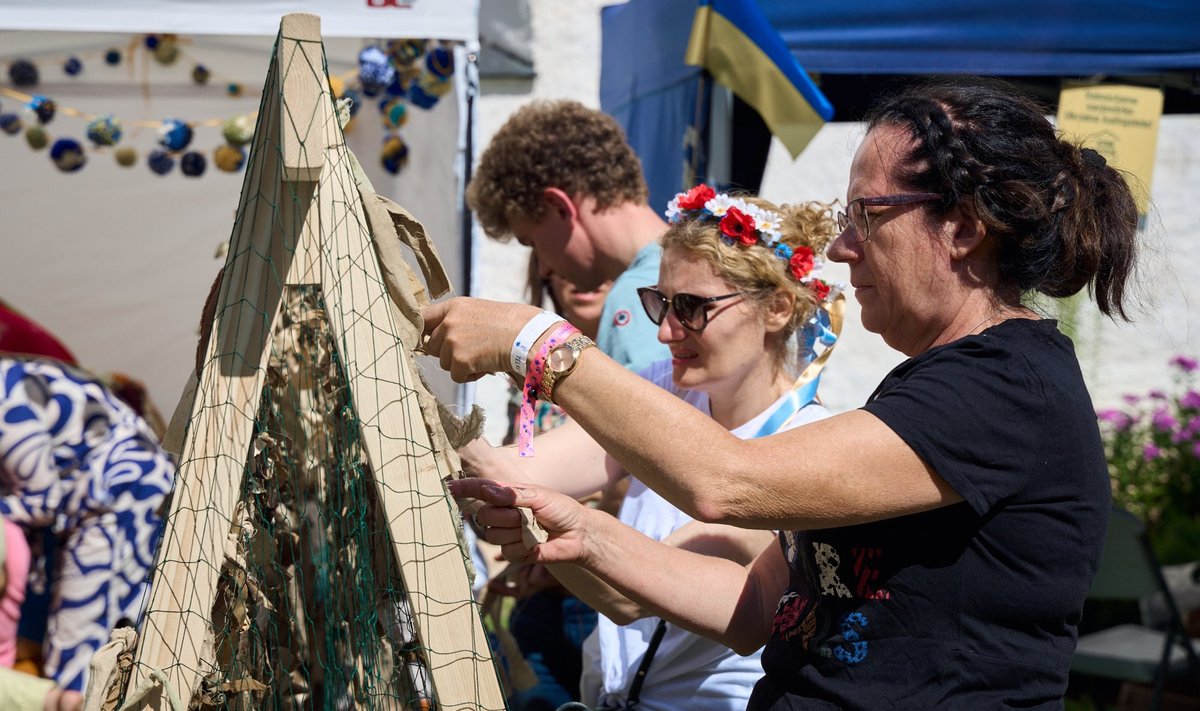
left=128, top=47, right=296, bottom=709
left=316, top=141, right=506, bottom=710
left=278, top=13, right=327, bottom=182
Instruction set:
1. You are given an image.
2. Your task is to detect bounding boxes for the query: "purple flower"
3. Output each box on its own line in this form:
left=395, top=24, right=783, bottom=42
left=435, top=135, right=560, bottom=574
left=1193, top=441, right=1200, bottom=459
left=1149, top=389, right=1167, bottom=400
left=1180, top=390, right=1200, bottom=410
left=1151, top=408, right=1179, bottom=432
left=1097, top=409, right=1133, bottom=432
left=1143, top=443, right=1161, bottom=461
left=1170, top=355, right=1199, bottom=373
left=1123, top=394, right=1142, bottom=405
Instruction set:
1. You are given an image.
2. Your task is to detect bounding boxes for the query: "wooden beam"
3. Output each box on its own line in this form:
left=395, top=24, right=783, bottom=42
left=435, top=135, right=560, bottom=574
left=317, top=141, right=505, bottom=710
left=129, top=50, right=295, bottom=709
left=278, top=13, right=327, bottom=182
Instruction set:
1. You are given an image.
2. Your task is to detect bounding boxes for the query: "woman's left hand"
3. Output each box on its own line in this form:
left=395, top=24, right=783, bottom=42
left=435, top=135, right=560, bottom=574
left=421, top=297, right=542, bottom=382
left=448, top=478, right=592, bottom=565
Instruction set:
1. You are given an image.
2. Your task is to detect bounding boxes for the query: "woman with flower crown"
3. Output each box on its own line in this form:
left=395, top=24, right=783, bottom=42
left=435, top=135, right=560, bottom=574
left=429, top=78, right=1142, bottom=709
left=458, top=188, right=841, bottom=711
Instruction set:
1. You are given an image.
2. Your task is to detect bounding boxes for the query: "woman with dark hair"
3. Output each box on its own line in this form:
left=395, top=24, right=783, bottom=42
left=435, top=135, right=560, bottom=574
left=426, top=78, right=1139, bottom=708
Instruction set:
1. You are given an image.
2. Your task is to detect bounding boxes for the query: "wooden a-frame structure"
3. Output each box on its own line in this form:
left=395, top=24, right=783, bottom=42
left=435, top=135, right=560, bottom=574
left=124, top=14, right=504, bottom=710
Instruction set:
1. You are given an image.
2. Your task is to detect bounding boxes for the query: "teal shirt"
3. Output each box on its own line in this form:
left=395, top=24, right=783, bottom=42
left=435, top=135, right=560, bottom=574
left=596, top=243, right=670, bottom=372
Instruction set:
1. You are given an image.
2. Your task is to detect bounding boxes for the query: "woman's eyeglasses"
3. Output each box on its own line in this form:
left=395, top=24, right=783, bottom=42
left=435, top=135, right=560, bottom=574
left=836, top=193, right=942, bottom=243
left=637, top=287, right=741, bottom=333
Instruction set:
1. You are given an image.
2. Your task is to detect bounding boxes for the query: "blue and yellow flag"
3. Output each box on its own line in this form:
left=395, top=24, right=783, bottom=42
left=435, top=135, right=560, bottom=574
left=686, top=0, right=834, bottom=158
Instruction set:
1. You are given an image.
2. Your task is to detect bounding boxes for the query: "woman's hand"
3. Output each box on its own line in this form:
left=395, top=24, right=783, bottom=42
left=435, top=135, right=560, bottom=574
left=421, top=297, right=543, bottom=382
left=448, top=478, right=592, bottom=566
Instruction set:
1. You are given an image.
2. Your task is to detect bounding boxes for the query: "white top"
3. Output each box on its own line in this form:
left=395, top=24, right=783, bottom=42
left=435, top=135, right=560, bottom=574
left=580, top=359, right=831, bottom=711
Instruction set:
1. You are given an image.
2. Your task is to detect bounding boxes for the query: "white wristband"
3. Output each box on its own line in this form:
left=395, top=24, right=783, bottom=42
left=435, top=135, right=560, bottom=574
left=511, top=310, right=566, bottom=374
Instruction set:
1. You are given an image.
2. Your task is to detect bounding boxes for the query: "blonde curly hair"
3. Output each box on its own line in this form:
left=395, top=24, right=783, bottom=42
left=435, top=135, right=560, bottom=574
left=661, top=197, right=838, bottom=365
left=466, top=101, right=648, bottom=240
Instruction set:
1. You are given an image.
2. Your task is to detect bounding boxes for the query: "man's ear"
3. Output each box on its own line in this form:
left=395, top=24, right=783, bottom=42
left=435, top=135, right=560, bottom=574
left=947, top=199, right=988, bottom=260
left=543, top=187, right=579, bottom=222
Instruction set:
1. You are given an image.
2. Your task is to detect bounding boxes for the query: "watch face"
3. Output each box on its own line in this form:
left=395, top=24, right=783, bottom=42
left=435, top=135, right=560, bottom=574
left=548, top=346, right=574, bottom=373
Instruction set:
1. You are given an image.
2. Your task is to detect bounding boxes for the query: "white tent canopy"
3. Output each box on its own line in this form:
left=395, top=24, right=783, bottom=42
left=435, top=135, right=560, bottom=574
left=0, top=3, right=477, bottom=413
left=0, top=0, right=477, bottom=41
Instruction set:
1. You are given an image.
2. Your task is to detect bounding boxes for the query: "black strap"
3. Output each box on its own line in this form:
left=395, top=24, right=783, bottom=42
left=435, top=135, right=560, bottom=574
left=625, top=619, right=668, bottom=708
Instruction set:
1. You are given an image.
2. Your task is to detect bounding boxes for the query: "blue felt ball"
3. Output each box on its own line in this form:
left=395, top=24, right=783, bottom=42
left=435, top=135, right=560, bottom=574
left=0, top=114, right=21, bottom=135
left=380, top=135, right=409, bottom=175
left=358, top=45, right=395, bottom=97
left=148, top=149, right=175, bottom=175
left=180, top=150, right=206, bottom=177
left=63, top=57, right=83, bottom=76
left=50, top=138, right=86, bottom=173
left=158, top=119, right=193, bottom=151
left=9, top=59, right=38, bottom=88
left=425, top=46, right=454, bottom=79
left=343, top=89, right=363, bottom=118
left=86, top=115, right=123, bottom=146
left=408, top=84, right=438, bottom=110
left=104, top=49, right=122, bottom=66
left=29, top=96, right=56, bottom=125
left=144, top=34, right=159, bottom=49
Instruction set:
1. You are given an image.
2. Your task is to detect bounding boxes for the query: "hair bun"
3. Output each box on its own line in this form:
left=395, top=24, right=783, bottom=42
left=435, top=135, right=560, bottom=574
left=1080, top=146, right=1107, bottom=169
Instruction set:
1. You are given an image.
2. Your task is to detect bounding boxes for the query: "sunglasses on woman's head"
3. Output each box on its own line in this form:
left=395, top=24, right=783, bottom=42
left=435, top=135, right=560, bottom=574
left=637, top=286, right=741, bottom=333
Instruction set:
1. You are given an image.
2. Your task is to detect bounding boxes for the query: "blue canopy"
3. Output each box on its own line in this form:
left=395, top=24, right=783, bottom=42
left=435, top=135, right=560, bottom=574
left=601, top=0, right=1200, bottom=212
left=767, top=0, right=1200, bottom=76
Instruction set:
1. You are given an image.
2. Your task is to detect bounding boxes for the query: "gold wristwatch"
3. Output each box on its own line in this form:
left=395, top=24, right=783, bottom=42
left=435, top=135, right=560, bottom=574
left=540, top=334, right=596, bottom=403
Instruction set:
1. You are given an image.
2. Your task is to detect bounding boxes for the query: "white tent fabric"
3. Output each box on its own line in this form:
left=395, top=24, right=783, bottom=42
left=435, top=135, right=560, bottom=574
left=0, top=0, right=478, bottom=41
left=0, top=25, right=472, bottom=412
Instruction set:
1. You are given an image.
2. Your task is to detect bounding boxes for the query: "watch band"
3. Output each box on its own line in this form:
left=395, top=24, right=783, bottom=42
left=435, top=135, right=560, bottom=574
left=539, top=335, right=595, bottom=404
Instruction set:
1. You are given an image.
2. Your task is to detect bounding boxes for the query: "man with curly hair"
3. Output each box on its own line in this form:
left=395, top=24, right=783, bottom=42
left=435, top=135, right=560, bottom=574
left=468, top=100, right=669, bottom=373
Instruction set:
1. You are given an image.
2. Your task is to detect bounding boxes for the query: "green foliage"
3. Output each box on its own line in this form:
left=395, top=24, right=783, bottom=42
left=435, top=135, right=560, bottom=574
left=1097, top=356, right=1200, bottom=564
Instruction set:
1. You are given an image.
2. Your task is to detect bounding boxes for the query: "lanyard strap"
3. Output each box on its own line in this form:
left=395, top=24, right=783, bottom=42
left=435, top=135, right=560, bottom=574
left=623, top=619, right=668, bottom=709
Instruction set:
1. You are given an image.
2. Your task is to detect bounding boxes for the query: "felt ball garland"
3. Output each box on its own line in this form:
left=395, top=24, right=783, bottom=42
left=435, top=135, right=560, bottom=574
left=214, top=144, right=245, bottom=172
left=158, top=119, right=193, bottom=151
left=50, top=138, right=86, bottom=172
left=63, top=57, right=83, bottom=76
left=192, top=64, right=210, bottom=85
left=221, top=114, right=254, bottom=146
left=180, top=150, right=207, bottom=177
left=147, top=149, right=175, bottom=175
left=86, top=115, right=123, bottom=146
left=104, top=49, right=122, bottom=66
left=29, top=96, right=56, bottom=124
left=358, top=46, right=395, bottom=97
left=0, top=114, right=22, bottom=135
left=114, top=146, right=138, bottom=167
left=8, top=59, right=38, bottom=88
left=380, top=135, right=409, bottom=175
left=25, top=126, right=48, bottom=150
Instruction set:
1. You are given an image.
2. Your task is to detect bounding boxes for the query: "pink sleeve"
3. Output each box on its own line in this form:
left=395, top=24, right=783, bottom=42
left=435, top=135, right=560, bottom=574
left=0, top=519, right=30, bottom=668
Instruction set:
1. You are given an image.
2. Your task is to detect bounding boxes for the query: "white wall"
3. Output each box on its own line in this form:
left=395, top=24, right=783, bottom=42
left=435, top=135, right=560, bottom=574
left=470, top=0, right=1200, bottom=443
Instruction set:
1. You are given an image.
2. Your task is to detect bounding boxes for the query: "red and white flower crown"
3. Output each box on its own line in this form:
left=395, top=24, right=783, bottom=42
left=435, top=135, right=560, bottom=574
left=666, top=184, right=843, bottom=302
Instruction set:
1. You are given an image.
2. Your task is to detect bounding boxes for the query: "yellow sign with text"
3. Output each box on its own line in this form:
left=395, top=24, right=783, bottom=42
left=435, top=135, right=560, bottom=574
left=1056, top=85, right=1163, bottom=215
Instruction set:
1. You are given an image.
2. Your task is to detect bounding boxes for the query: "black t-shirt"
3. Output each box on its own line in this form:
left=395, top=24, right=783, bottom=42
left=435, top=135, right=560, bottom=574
left=751, top=319, right=1110, bottom=710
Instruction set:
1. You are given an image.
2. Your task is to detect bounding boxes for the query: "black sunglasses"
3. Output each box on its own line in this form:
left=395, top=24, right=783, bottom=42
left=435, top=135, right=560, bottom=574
left=637, top=286, right=741, bottom=333
left=836, top=192, right=942, bottom=243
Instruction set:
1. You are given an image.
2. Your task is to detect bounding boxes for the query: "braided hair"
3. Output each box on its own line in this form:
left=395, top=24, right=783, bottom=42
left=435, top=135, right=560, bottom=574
left=866, top=78, right=1139, bottom=319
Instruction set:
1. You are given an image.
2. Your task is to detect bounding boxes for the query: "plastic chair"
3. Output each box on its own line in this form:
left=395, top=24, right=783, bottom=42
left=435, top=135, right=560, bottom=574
left=1072, top=506, right=1200, bottom=710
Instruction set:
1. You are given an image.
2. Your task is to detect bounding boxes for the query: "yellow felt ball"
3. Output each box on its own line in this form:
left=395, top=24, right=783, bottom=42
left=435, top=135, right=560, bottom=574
left=214, top=144, right=245, bottom=173
left=329, top=74, right=345, bottom=98
left=114, top=146, right=138, bottom=167
left=153, top=39, right=179, bottom=66
left=25, top=126, right=48, bottom=150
